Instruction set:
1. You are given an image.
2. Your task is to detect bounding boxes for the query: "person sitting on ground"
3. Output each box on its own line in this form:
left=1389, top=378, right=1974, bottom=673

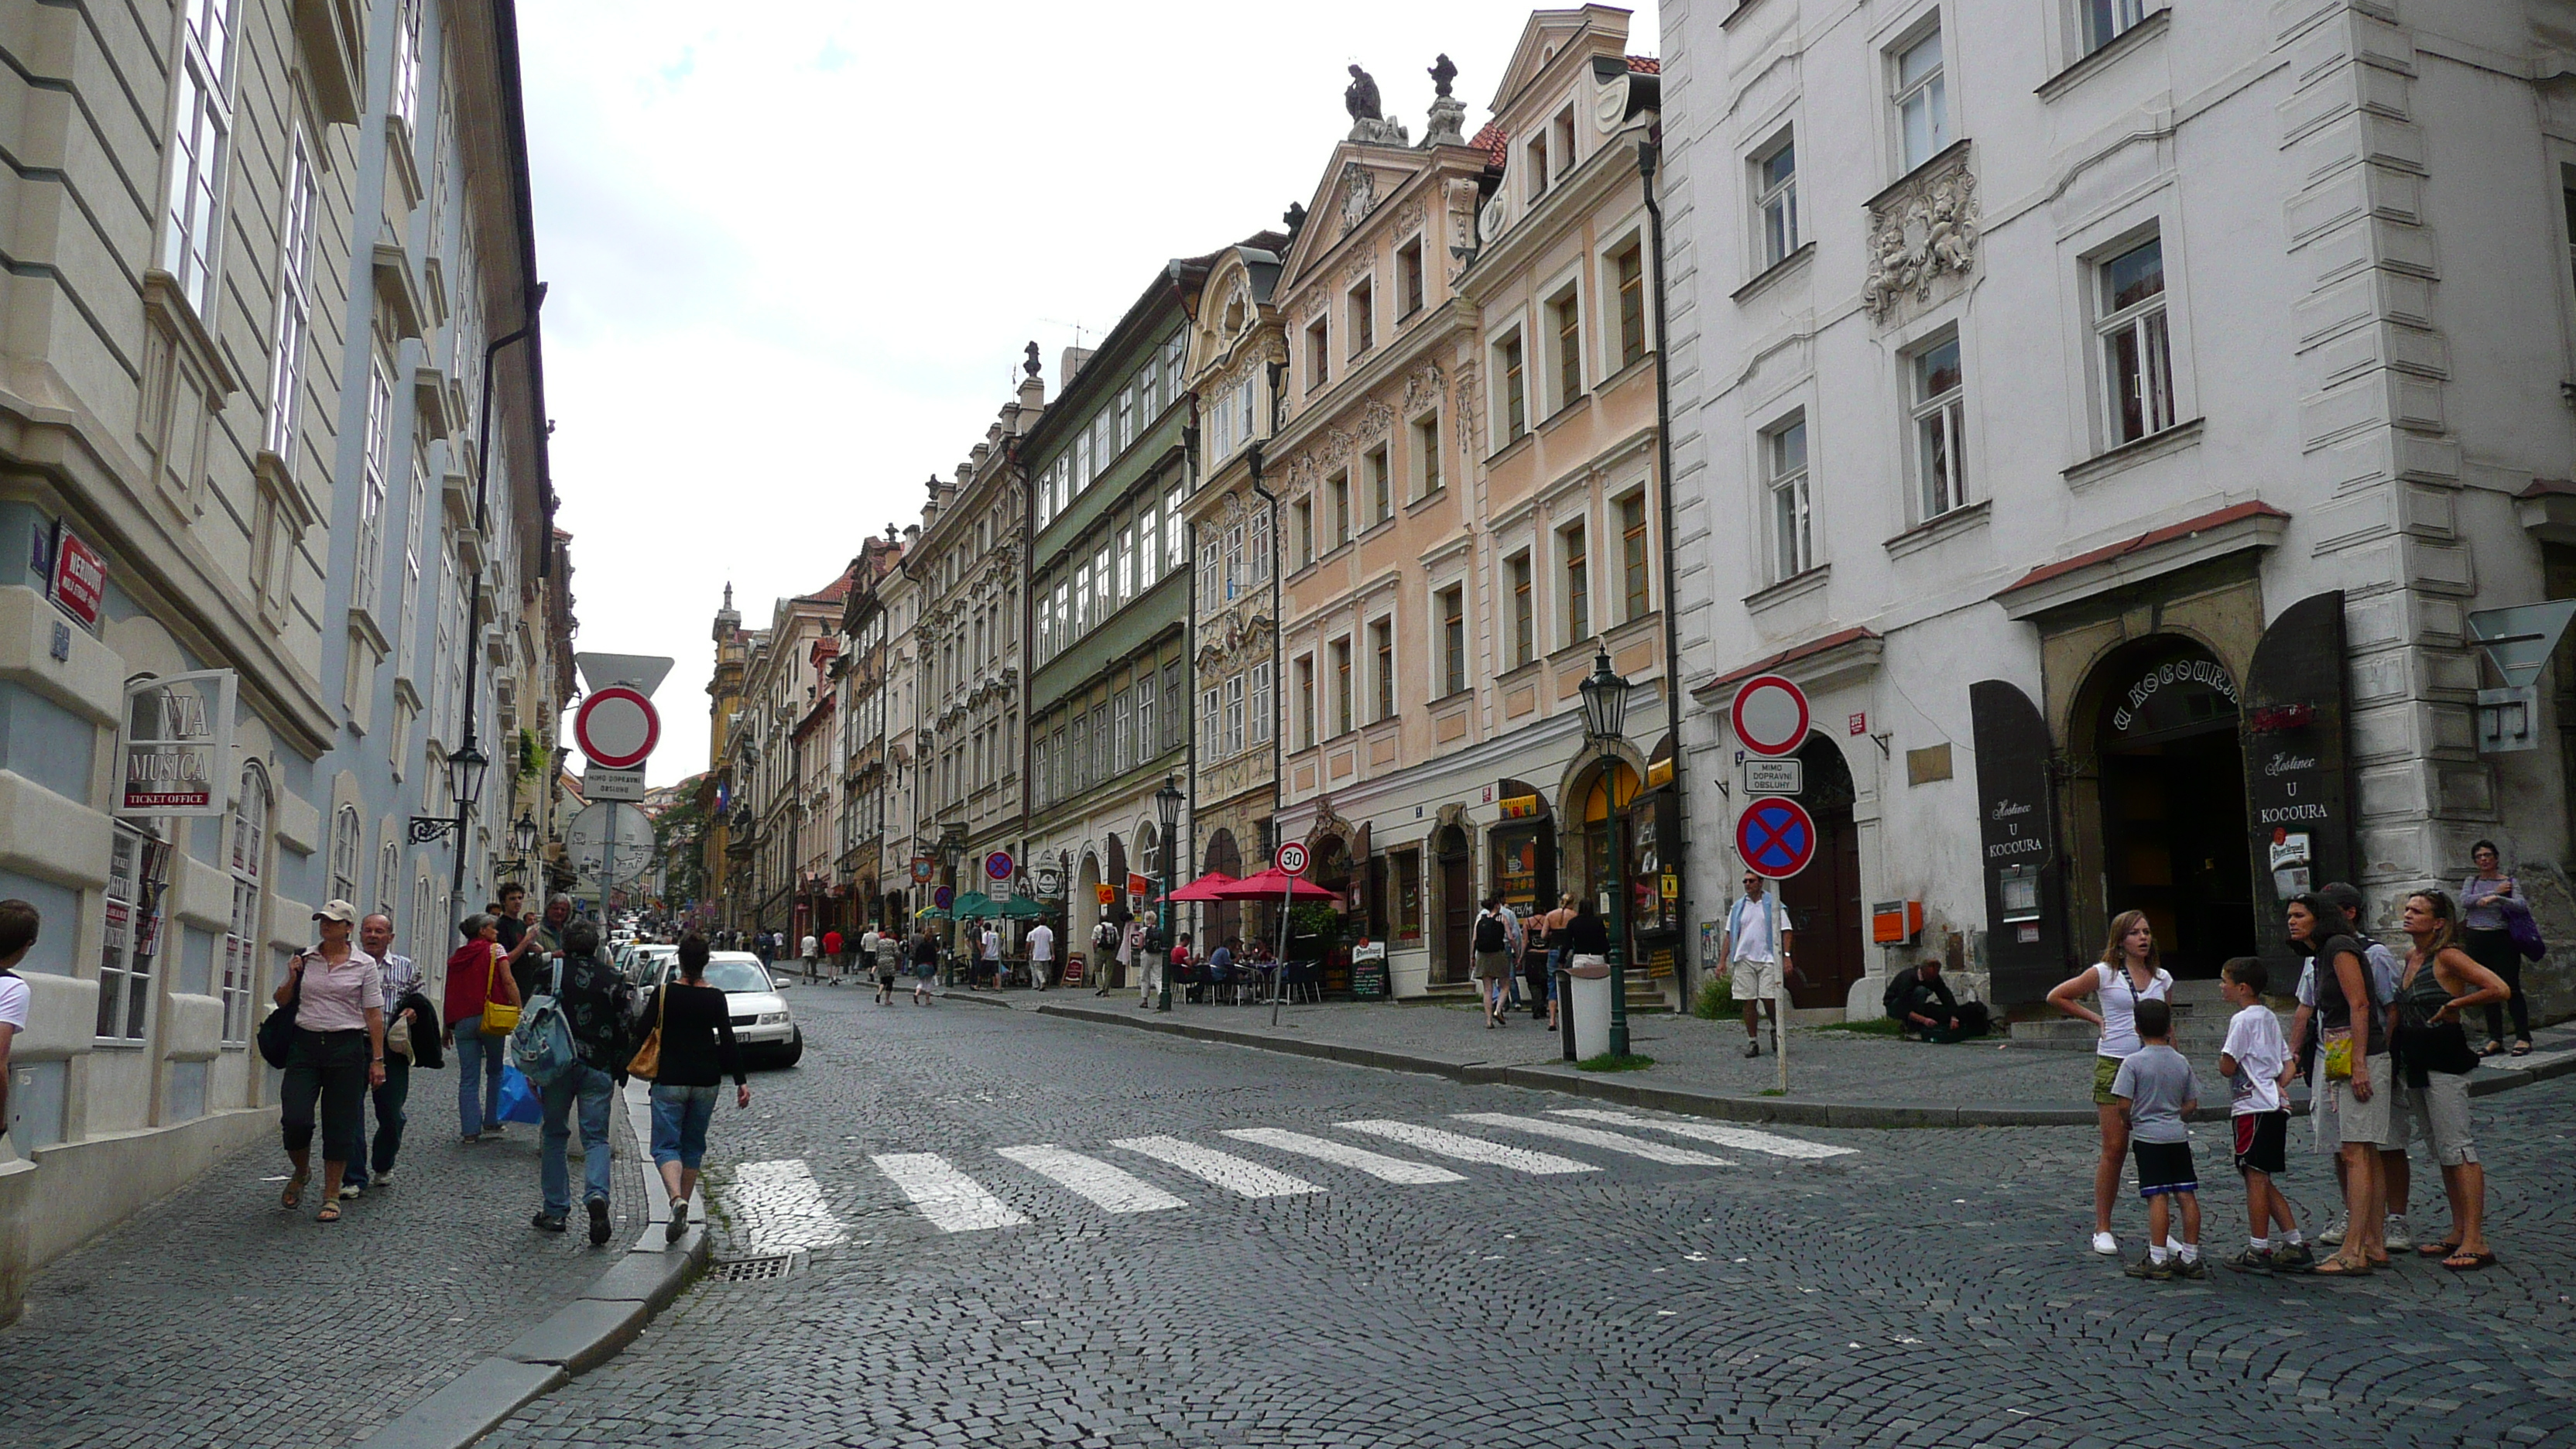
left=1882, top=957, right=1983, bottom=1041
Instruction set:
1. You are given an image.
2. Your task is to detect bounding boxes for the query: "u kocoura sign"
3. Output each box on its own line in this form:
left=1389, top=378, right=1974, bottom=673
left=118, top=670, right=236, bottom=817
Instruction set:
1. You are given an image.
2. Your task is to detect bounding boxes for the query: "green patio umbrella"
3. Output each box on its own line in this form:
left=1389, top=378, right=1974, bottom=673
left=951, top=891, right=995, bottom=918
left=995, top=894, right=1046, bottom=920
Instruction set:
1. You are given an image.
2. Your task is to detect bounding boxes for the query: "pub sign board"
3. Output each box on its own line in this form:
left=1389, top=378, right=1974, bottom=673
left=1968, top=679, right=2067, bottom=1004
left=118, top=670, right=237, bottom=817
left=2240, top=592, right=2352, bottom=967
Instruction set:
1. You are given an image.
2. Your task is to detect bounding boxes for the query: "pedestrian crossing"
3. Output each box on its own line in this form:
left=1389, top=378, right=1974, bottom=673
left=825, top=1112, right=1855, bottom=1238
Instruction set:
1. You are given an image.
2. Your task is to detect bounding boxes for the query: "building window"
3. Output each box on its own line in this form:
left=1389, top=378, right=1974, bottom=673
left=1306, top=317, right=1330, bottom=392
left=98, top=825, right=166, bottom=1043
left=2097, top=235, right=2175, bottom=444
left=1552, top=108, right=1577, bottom=180
left=1223, top=522, right=1245, bottom=603
left=1139, top=505, right=1161, bottom=588
left=1392, top=848, right=1423, bottom=941
left=1113, top=690, right=1135, bottom=774
left=1249, top=661, right=1273, bottom=744
left=398, top=459, right=426, bottom=680
left=377, top=839, right=398, bottom=920
left=1348, top=277, right=1375, bottom=356
left=1091, top=703, right=1109, bottom=783
left=1766, top=417, right=1813, bottom=580
left=1295, top=654, right=1317, bottom=749
left=1247, top=506, right=1271, bottom=587
left=1526, top=133, right=1550, bottom=200
left=264, top=132, right=317, bottom=457
left=392, top=0, right=423, bottom=128
left=1370, top=617, right=1394, bottom=720
left=2084, top=0, right=2150, bottom=53
left=1328, top=472, right=1350, bottom=549
left=1561, top=521, right=1590, bottom=645
left=331, top=803, right=362, bottom=904
left=1397, top=237, right=1426, bottom=317
left=1224, top=674, right=1246, bottom=756
left=1201, top=685, right=1221, bottom=759
left=1331, top=636, right=1354, bottom=736
left=409, top=874, right=436, bottom=994
left=1166, top=485, right=1188, bottom=569
left=1413, top=413, right=1441, bottom=498
left=1366, top=445, right=1391, bottom=526
left=1508, top=551, right=1534, bottom=668
left=1162, top=662, right=1184, bottom=750
left=1613, top=242, right=1647, bottom=369
left=1439, top=586, right=1465, bottom=696
left=1619, top=492, right=1650, bottom=622
left=1499, top=333, right=1527, bottom=443
left=1116, top=386, right=1136, bottom=452
left=222, top=769, right=267, bottom=1044
left=1550, top=286, right=1583, bottom=413
left=1910, top=336, right=1969, bottom=519
left=1755, top=137, right=1798, bottom=269
left=163, top=0, right=241, bottom=316
left=1293, top=496, right=1314, bottom=567
left=356, top=364, right=393, bottom=615
left=1895, top=27, right=1949, bottom=173
left=1118, top=523, right=1137, bottom=603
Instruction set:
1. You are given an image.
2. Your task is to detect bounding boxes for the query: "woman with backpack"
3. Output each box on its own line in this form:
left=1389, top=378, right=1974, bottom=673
left=1472, top=898, right=1515, bottom=1028
left=642, top=935, right=749, bottom=1244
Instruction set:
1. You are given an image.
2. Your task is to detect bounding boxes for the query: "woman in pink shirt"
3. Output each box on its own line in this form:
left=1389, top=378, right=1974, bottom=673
left=276, top=900, right=385, bottom=1222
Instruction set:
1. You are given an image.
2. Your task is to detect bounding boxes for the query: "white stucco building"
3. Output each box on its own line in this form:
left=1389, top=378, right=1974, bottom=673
left=1658, top=0, right=2576, bottom=1015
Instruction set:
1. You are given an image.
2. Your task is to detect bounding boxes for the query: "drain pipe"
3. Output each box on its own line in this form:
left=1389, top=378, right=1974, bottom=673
left=1638, top=135, right=1694, bottom=1005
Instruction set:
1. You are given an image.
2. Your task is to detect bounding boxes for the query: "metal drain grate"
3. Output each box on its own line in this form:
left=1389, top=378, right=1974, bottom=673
left=706, top=1251, right=807, bottom=1283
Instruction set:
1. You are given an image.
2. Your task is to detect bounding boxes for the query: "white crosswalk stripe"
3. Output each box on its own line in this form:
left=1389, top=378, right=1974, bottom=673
left=1453, top=1112, right=1735, bottom=1166
left=730, top=1159, right=850, bottom=1252
left=1110, top=1136, right=1322, bottom=1197
left=1547, top=1108, right=1858, bottom=1159
left=1221, top=1127, right=1466, bottom=1184
left=996, top=1144, right=1189, bottom=1213
left=874, top=1152, right=1029, bottom=1232
left=1336, top=1118, right=1597, bottom=1175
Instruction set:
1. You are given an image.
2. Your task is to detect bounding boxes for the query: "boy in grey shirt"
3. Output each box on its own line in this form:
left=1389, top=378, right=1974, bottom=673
left=2112, top=998, right=2205, bottom=1280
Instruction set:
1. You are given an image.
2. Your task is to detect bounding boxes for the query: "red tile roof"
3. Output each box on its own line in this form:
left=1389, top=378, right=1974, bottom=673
left=1997, top=502, right=2290, bottom=598
left=1468, top=121, right=1509, bottom=166
left=1626, top=56, right=1661, bottom=74
left=1691, top=626, right=1882, bottom=697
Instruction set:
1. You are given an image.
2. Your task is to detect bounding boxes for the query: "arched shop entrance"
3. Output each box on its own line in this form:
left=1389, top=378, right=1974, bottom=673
left=1437, top=824, right=1473, bottom=985
left=1203, top=828, right=1242, bottom=950
left=2081, top=638, right=2253, bottom=979
left=1488, top=778, right=1557, bottom=930
left=1776, top=735, right=1864, bottom=1009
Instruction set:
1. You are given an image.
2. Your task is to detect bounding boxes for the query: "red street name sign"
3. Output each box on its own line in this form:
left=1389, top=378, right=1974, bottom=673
left=53, top=528, right=104, bottom=628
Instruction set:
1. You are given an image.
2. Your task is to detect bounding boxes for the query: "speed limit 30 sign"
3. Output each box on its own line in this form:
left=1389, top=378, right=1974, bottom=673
left=1274, top=840, right=1310, bottom=876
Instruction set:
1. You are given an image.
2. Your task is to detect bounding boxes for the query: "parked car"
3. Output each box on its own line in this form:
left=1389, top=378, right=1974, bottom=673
left=619, top=942, right=678, bottom=989
left=640, top=950, right=801, bottom=1067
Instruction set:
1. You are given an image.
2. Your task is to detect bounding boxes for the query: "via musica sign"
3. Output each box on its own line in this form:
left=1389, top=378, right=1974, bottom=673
left=118, top=670, right=237, bottom=818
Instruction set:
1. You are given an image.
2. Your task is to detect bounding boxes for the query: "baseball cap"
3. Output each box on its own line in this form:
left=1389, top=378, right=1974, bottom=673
left=313, top=899, right=360, bottom=924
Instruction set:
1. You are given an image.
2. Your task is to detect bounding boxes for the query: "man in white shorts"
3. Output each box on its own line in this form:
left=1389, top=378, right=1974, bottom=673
left=1721, top=872, right=1793, bottom=1059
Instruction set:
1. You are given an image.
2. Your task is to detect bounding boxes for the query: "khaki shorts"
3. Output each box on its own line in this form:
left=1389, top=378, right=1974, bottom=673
left=1732, top=957, right=1783, bottom=1002
left=2331, top=1053, right=2394, bottom=1148
left=2313, top=1081, right=2342, bottom=1155
left=2391, top=1072, right=2478, bottom=1166
left=1472, top=950, right=1514, bottom=981
left=2092, top=1054, right=2123, bottom=1107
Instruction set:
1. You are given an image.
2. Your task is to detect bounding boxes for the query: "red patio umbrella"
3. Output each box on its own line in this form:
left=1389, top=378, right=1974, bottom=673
left=1212, top=867, right=1340, bottom=902
left=1164, top=871, right=1241, bottom=903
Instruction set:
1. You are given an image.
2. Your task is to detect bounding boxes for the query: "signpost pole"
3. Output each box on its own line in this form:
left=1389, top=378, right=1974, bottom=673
left=1777, top=960, right=1790, bottom=1094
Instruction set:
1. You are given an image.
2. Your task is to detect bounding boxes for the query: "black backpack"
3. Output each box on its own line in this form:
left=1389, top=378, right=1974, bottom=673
left=1474, top=913, right=1507, bottom=953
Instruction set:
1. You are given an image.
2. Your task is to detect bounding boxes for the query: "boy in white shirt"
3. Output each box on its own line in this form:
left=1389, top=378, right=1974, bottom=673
left=2218, top=957, right=2311, bottom=1274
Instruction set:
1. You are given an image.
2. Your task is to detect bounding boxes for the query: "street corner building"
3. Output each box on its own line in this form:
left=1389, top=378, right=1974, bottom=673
left=1657, top=0, right=2576, bottom=1022
left=0, top=0, right=577, bottom=1319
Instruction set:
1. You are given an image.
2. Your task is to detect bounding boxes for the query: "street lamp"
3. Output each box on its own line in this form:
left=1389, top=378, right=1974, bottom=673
left=1154, top=776, right=1184, bottom=1012
left=408, top=742, right=492, bottom=855
left=1577, top=648, right=1633, bottom=1058
left=512, top=810, right=540, bottom=859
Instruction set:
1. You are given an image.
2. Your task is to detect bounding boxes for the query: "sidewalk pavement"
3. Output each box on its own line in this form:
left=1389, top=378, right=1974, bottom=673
left=941, top=987, right=2576, bottom=1128
left=2, top=1077, right=701, bottom=1449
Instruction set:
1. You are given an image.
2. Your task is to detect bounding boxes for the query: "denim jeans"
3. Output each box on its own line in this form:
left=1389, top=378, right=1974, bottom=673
left=540, top=1064, right=615, bottom=1218
left=454, top=1019, right=506, bottom=1138
left=344, top=1056, right=411, bottom=1187
left=649, top=1084, right=719, bottom=1170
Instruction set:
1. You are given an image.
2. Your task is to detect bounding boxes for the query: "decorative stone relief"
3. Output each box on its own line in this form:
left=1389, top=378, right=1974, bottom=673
left=1401, top=363, right=1444, bottom=414
left=1338, top=163, right=1379, bottom=235
left=1360, top=399, right=1394, bottom=438
left=1451, top=358, right=1482, bottom=457
left=1862, top=147, right=1980, bottom=324
left=1444, top=178, right=1481, bottom=281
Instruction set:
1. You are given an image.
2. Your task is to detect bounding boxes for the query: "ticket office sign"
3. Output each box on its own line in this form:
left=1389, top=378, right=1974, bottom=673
left=118, top=670, right=236, bottom=817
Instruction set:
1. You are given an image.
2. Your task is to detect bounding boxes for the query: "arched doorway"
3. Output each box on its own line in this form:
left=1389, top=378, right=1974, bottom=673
left=1436, top=823, right=1472, bottom=985
left=1489, top=779, right=1557, bottom=932
left=1577, top=760, right=1642, bottom=917
left=1776, top=735, right=1863, bottom=1009
left=1204, top=829, right=1242, bottom=954
left=2084, top=638, right=2252, bottom=979
left=1076, top=851, right=1105, bottom=985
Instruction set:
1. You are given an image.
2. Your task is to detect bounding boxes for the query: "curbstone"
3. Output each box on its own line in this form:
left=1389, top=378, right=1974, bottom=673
left=349, top=1358, right=568, bottom=1449
left=500, top=1297, right=650, bottom=1375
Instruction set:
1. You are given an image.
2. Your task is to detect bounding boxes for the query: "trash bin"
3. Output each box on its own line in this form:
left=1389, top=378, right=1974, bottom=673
left=1565, top=956, right=1613, bottom=1060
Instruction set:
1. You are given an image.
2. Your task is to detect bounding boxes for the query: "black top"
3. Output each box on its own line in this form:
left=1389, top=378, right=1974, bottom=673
left=1564, top=913, right=1610, bottom=954
left=2311, top=933, right=2383, bottom=1059
left=649, top=980, right=745, bottom=1088
left=549, top=952, right=634, bottom=1073
left=1883, top=965, right=1957, bottom=1022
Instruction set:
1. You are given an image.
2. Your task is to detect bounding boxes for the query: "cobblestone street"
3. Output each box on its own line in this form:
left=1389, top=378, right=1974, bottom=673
left=476, top=988, right=2576, bottom=1449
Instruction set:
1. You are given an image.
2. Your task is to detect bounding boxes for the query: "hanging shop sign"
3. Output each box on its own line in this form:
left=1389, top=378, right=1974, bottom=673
left=1968, top=678, right=2065, bottom=1003
left=117, top=670, right=237, bottom=817
left=2240, top=592, right=2352, bottom=971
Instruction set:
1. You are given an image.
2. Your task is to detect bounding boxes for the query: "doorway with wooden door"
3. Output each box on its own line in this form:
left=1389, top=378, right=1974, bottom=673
left=1437, top=824, right=1473, bottom=985
left=1776, top=735, right=1863, bottom=1009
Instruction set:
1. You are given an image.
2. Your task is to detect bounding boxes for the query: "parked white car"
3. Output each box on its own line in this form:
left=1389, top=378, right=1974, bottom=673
left=639, top=950, right=801, bottom=1067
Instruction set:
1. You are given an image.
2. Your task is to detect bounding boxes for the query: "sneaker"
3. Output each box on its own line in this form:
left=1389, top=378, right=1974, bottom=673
left=2091, top=1231, right=2120, bottom=1256
left=2317, top=1217, right=2347, bottom=1246
left=666, top=1197, right=689, bottom=1245
left=2382, top=1216, right=2413, bottom=1252
left=372, top=1166, right=394, bottom=1185
left=1742, top=1039, right=1761, bottom=1058
left=2171, top=1255, right=2210, bottom=1280
left=337, top=1182, right=362, bottom=1201
left=2270, top=1242, right=2317, bottom=1273
left=2123, top=1255, right=2174, bottom=1280
left=587, top=1198, right=612, bottom=1246
left=2221, top=1247, right=2274, bottom=1275
left=480, top=1126, right=506, bottom=1142
left=532, top=1211, right=567, bottom=1233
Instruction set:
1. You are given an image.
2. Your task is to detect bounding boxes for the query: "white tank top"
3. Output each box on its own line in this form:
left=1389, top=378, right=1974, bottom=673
left=2093, top=961, right=2174, bottom=1059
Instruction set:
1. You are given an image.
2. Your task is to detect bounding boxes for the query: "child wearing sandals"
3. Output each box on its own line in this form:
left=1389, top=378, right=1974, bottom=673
left=2217, top=957, right=2313, bottom=1274
left=2115, top=998, right=2207, bottom=1279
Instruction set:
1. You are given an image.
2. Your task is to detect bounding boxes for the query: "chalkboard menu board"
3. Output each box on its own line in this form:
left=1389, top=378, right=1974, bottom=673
left=1350, top=943, right=1388, bottom=1000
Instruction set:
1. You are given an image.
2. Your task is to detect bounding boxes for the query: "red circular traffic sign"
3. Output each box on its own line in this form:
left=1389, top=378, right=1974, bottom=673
left=1730, top=675, right=1810, bottom=758
left=1736, top=796, right=1817, bottom=879
left=574, top=686, right=660, bottom=769
left=1275, top=841, right=1310, bottom=876
left=984, top=850, right=1015, bottom=882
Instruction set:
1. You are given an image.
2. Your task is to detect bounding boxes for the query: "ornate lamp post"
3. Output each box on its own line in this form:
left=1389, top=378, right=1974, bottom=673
left=409, top=744, right=492, bottom=877
left=1577, top=649, right=1633, bottom=1059
left=1155, top=776, right=1184, bottom=1012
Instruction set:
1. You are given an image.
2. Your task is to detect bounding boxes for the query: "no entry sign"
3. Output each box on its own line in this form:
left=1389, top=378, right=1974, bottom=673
left=574, top=686, right=660, bottom=770
left=1275, top=840, right=1310, bottom=875
left=1737, top=796, right=1817, bottom=879
left=1730, top=674, right=1810, bottom=758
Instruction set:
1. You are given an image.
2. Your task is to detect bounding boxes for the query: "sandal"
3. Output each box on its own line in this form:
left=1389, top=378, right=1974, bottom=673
left=2311, top=1255, right=2373, bottom=1276
left=2442, top=1249, right=2498, bottom=1271
left=315, top=1202, right=341, bottom=1223
left=2512, top=1040, right=2533, bottom=1057
left=281, top=1171, right=309, bottom=1209
left=2480, top=1040, right=2506, bottom=1057
left=2417, top=1238, right=2465, bottom=1259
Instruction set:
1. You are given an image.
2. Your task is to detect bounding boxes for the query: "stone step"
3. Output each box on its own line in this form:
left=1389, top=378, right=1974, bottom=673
left=2006, top=1004, right=2292, bottom=1052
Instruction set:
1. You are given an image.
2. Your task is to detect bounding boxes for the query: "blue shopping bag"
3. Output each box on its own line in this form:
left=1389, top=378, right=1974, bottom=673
left=496, top=1064, right=545, bottom=1125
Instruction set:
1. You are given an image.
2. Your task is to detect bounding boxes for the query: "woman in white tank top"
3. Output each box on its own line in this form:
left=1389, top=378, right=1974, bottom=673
left=2048, top=909, right=2174, bottom=1256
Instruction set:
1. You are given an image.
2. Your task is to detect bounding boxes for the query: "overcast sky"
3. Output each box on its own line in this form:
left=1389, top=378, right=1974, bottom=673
left=520, top=1, right=1661, bottom=785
